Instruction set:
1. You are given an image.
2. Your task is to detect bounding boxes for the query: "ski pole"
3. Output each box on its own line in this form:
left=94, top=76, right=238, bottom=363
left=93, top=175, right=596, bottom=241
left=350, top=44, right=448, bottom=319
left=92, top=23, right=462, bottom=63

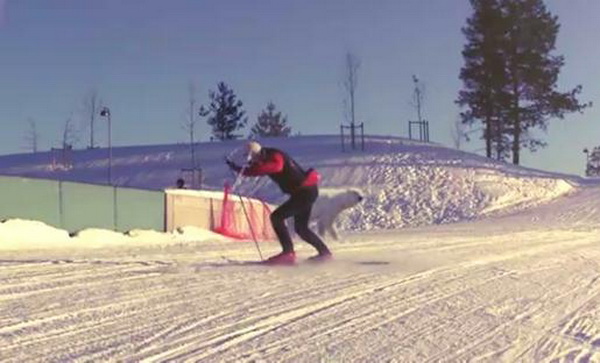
left=227, top=165, right=264, bottom=261
left=237, top=194, right=264, bottom=261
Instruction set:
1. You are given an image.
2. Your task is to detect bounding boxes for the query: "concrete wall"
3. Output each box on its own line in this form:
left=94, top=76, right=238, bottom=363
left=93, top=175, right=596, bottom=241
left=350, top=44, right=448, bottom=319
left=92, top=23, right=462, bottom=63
left=165, top=189, right=275, bottom=240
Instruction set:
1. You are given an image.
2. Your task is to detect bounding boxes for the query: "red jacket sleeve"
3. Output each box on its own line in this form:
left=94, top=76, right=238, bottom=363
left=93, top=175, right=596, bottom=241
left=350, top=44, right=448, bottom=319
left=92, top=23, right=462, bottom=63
left=242, top=152, right=284, bottom=176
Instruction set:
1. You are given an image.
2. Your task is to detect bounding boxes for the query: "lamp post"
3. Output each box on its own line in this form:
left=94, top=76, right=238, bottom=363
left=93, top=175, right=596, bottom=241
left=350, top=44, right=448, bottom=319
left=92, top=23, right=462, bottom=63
left=100, top=106, right=112, bottom=185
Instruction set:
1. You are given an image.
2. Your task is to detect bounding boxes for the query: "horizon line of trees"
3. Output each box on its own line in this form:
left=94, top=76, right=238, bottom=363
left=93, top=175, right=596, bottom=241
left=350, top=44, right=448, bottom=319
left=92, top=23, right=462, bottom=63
left=197, top=81, right=292, bottom=141
left=22, top=82, right=294, bottom=154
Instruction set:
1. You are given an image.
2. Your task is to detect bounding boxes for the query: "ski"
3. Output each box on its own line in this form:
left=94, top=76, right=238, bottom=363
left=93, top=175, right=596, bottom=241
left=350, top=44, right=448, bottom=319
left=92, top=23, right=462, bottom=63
left=219, top=255, right=341, bottom=266
left=220, top=256, right=268, bottom=266
left=221, top=256, right=301, bottom=266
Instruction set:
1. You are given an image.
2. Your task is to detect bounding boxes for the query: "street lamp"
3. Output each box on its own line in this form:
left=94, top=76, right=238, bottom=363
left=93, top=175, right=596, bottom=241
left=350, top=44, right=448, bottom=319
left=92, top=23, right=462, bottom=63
left=100, top=106, right=112, bottom=185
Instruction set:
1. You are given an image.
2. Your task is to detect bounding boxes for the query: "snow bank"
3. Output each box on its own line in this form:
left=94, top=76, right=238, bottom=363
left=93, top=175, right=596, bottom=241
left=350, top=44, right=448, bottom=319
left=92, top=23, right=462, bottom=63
left=322, top=166, right=575, bottom=231
left=0, top=219, right=71, bottom=249
left=476, top=172, right=574, bottom=215
left=0, top=219, right=231, bottom=251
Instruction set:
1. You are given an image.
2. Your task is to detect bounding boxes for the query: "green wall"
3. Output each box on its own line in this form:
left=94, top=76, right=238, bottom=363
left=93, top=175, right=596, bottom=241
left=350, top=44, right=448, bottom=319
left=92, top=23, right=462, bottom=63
left=0, top=176, right=164, bottom=233
left=0, top=177, right=61, bottom=227
left=115, top=187, right=165, bottom=232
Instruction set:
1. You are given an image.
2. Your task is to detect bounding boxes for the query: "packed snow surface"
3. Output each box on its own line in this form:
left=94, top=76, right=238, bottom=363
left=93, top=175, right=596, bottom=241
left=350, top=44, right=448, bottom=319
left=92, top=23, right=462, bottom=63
left=2, top=136, right=600, bottom=361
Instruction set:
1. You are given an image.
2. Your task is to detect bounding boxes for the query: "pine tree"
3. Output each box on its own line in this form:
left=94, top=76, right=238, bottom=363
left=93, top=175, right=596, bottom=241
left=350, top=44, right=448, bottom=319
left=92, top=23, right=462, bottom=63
left=501, top=0, right=590, bottom=164
left=200, top=82, right=248, bottom=141
left=250, top=102, right=291, bottom=138
left=457, top=0, right=510, bottom=160
left=458, top=0, right=591, bottom=164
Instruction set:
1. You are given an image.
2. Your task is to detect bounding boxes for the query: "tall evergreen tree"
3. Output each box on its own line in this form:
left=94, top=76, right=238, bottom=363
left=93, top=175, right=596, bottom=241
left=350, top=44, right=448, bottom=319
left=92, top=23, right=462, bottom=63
left=458, top=0, right=591, bottom=164
left=457, top=0, right=510, bottom=160
left=500, top=0, right=590, bottom=164
left=250, top=102, right=292, bottom=138
left=200, top=82, right=248, bottom=141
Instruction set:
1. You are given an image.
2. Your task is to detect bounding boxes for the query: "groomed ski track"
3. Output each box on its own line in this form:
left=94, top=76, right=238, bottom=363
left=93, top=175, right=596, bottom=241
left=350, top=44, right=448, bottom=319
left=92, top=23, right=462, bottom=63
left=2, top=184, right=600, bottom=362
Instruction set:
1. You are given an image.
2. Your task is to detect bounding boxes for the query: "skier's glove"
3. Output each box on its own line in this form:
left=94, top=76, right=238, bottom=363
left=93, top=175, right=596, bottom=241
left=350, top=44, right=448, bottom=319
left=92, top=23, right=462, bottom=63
left=225, top=158, right=241, bottom=172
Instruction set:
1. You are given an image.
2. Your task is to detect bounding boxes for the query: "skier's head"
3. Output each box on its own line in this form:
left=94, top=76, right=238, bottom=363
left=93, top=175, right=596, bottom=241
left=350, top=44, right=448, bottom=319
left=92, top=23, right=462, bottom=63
left=246, top=141, right=262, bottom=161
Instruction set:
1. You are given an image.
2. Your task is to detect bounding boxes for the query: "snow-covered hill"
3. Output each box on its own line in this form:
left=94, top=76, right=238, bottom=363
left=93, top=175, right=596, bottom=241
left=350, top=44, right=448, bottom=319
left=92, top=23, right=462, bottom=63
left=0, top=135, right=584, bottom=232
left=3, top=135, right=600, bottom=361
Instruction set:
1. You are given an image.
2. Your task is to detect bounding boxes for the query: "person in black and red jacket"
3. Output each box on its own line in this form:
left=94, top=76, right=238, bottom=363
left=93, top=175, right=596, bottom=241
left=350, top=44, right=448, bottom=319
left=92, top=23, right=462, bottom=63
left=226, top=141, right=332, bottom=265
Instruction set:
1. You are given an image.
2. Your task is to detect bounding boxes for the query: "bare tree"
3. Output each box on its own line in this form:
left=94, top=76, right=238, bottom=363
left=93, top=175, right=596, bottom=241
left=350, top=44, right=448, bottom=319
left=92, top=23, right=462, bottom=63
left=183, top=82, right=199, bottom=168
left=342, top=51, right=361, bottom=149
left=50, top=115, right=79, bottom=170
left=450, top=116, right=466, bottom=150
left=62, top=114, right=79, bottom=148
left=82, top=89, right=102, bottom=149
left=410, top=75, right=426, bottom=123
left=23, top=117, right=39, bottom=153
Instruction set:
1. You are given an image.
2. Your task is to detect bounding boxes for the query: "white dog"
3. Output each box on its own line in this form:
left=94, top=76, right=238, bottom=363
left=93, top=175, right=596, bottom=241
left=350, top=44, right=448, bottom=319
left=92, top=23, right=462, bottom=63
left=287, top=188, right=364, bottom=240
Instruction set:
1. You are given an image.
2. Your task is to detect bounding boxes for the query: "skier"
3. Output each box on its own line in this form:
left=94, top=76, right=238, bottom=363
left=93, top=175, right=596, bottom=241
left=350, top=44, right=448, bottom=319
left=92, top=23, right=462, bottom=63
left=226, top=141, right=332, bottom=265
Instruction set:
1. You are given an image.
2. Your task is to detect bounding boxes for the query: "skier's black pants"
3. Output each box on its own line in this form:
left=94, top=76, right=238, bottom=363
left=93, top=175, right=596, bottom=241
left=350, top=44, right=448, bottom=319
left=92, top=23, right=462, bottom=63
left=270, top=186, right=330, bottom=254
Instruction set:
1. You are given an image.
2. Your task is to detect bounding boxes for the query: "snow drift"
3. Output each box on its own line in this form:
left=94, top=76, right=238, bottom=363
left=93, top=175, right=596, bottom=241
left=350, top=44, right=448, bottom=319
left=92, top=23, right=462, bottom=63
left=0, top=135, right=579, bottom=236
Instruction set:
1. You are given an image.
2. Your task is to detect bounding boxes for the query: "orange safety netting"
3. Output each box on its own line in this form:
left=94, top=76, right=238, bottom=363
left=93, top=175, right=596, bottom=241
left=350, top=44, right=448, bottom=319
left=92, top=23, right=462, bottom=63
left=213, top=182, right=276, bottom=241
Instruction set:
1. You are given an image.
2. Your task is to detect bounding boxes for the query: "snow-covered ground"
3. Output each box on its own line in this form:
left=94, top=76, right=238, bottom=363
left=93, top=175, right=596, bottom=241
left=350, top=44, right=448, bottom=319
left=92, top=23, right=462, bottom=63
left=2, top=135, right=600, bottom=361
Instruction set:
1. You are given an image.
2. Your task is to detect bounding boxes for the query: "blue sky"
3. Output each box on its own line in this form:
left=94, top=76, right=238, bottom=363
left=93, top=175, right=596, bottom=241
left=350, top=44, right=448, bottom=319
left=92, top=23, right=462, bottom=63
left=0, top=0, right=598, bottom=176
